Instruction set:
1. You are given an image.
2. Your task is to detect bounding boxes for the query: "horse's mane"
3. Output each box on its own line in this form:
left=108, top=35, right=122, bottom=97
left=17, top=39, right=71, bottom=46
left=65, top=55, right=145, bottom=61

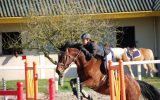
left=58, top=42, right=83, bottom=51
left=58, top=42, right=103, bottom=60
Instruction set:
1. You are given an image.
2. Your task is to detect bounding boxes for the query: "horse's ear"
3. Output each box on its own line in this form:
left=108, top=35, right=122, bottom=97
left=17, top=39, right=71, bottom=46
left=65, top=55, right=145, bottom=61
left=58, top=43, right=67, bottom=51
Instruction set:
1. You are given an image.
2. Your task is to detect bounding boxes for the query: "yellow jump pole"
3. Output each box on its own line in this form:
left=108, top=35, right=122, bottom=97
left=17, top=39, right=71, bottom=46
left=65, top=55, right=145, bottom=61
left=109, top=60, right=126, bottom=100
left=25, top=61, right=38, bottom=100
left=114, top=70, right=120, bottom=100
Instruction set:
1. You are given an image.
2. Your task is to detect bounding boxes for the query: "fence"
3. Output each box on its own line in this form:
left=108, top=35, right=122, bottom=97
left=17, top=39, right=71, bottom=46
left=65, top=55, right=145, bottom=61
left=0, top=81, right=23, bottom=100
left=112, top=60, right=160, bottom=80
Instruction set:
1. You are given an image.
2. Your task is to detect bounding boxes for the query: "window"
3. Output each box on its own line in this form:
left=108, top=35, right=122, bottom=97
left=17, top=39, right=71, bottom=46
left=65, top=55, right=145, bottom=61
left=116, top=26, right=136, bottom=48
left=2, top=32, right=22, bottom=55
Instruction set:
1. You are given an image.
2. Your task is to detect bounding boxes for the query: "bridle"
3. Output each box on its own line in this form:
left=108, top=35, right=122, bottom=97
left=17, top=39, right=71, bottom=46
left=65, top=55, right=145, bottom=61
left=58, top=48, right=81, bottom=68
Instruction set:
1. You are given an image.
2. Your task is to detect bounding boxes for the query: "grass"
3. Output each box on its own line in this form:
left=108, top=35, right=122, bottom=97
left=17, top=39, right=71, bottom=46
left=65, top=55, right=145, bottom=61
left=141, top=77, right=160, bottom=88
left=0, top=77, right=160, bottom=93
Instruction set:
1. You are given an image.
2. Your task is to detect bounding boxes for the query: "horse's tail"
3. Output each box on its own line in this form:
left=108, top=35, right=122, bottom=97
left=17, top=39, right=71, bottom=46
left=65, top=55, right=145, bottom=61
left=148, top=49, right=158, bottom=72
left=152, top=63, right=158, bottom=72
left=137, top=80, right=160, bottom=100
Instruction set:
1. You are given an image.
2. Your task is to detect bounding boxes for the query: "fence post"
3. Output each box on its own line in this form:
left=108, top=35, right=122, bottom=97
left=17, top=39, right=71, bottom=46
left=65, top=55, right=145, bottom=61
left=33, top=62, right=38, bottom=100
left=49, top=78, right=55, bottom=100
left=108, top=60, right=115, bottom=100
left=17, top=81, right=23, bottom=100
left=25, top=61, right=29, bottom=100
left=2, top=78, right=7, bottom=100
left=119, top=60, right=126, bottom=100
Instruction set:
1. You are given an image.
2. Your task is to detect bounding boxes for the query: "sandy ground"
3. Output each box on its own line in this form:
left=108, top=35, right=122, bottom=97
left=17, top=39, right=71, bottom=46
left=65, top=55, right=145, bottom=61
left=0, top=91, right=146, bottom=100
left=54, top=91, right=110, bottom=100
left=0, top=91, right=109, bottom=100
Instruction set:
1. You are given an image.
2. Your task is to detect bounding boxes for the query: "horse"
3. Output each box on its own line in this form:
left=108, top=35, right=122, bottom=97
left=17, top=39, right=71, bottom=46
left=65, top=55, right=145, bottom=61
left=110, top=47, right=136, bottom=78
left=56, top=42, right=160, bottom=100
left=122, top=47, right=157, bottom=78
left=110, top=47, right=157, bottom=78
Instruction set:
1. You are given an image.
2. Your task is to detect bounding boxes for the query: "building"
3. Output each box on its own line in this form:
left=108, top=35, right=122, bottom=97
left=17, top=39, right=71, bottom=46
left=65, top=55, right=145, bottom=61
left=0, top=0, right=160, bottom=80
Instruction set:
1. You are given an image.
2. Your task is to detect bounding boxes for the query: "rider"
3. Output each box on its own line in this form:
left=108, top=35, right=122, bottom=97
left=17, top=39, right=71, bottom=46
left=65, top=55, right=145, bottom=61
left=80, top=33, right=113, bottom=74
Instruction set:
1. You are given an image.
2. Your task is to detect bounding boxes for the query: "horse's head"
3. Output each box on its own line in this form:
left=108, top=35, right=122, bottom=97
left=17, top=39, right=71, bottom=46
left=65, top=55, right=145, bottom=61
left=56, top=48, right=81, bottom=77
left=56, top=42, right=85, bottom=83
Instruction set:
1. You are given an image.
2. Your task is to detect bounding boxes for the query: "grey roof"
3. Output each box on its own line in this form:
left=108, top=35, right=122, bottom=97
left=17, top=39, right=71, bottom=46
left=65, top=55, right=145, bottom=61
left=0, top=0, right=160, bottom=17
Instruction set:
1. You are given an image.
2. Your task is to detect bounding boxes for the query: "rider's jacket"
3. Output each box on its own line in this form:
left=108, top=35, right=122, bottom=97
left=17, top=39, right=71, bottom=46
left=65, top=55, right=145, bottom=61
left=81, top=41, right=110, bottom=60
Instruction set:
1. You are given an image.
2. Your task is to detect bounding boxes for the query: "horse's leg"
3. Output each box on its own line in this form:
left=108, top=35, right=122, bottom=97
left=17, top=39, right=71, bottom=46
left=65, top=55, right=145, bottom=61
left=80, top=79, right=95, bottom=100
left=70, top=78, right=78, bottom=97
left=80, top=84, right=93, bottom=100
left=70, top=78, right=93, bottom=100
left=143, top=64, right=148, bottom=77
left=127, top=64, right=135, bottom=78
left=148, top=63, right=154, bottom=78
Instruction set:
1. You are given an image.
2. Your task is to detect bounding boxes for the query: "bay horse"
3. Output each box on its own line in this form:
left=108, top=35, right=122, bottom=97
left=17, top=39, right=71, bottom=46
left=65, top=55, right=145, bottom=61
left=111, top=47, right=157, bottom=78
left=56, top=42, right=160, bottom=100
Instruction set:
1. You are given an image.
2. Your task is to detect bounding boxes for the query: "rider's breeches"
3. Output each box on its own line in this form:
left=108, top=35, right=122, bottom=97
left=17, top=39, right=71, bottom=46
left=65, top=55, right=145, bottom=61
left=104, top=52, right=113, bottom=70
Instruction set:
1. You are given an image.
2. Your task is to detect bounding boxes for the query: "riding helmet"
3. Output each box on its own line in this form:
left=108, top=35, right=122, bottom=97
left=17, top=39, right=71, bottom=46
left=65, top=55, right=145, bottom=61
left=81, top=33, right=91, bottom=39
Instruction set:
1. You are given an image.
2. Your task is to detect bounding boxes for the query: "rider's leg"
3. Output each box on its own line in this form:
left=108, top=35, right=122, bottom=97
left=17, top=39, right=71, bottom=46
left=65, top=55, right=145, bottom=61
left=104, top=52, right=112, bottom=73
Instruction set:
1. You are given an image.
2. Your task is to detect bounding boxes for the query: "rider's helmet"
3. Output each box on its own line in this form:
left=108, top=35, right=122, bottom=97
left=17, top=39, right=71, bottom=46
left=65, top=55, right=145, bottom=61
left=81, top=33, right=91, bottom=39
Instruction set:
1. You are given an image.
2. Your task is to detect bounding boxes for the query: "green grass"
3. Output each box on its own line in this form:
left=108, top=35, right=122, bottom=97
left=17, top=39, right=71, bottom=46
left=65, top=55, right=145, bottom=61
left=141, top=77, right=160, bottom=88
left=1, top=77, right=160, bottom=93
left=0, top=78, right=73, bottom=93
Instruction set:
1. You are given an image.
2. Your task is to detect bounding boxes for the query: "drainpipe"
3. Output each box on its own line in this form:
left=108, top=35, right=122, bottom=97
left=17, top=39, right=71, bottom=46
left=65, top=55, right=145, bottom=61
left=153, top=17, right=159, bottom=77
left=153, top=17, right=158, bottom=58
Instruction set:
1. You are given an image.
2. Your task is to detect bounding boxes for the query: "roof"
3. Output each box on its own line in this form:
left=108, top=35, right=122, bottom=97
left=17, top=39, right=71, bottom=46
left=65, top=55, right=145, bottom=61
left=0, top=0, right=160, bottom=17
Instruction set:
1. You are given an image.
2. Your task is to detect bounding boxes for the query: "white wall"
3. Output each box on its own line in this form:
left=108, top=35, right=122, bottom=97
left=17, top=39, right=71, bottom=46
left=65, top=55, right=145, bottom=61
left=0, top=54, right=58, bottom=80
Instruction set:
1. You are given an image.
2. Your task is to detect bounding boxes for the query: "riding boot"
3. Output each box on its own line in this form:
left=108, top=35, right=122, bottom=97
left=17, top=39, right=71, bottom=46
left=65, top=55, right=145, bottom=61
left=103, top=57, right=108, bottom=74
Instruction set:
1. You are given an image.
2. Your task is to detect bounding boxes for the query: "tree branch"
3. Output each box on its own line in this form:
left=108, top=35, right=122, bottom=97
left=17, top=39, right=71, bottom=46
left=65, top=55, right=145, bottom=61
left=41, top=48, right=57, bottom=65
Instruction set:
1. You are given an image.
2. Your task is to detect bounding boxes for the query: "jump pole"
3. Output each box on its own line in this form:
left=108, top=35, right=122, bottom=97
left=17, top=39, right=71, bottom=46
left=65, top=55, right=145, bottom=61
left=25, top=61, right=38, bottom=100
left=108, top=60, right=126, bottom=100
left=0, top=81, right=23, bottom=100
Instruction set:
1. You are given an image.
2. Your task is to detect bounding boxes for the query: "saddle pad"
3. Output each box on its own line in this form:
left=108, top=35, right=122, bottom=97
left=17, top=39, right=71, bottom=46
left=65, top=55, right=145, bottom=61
left=126, top=49, right=141, bottom=60
left=133, top=50, right=141, bottom=58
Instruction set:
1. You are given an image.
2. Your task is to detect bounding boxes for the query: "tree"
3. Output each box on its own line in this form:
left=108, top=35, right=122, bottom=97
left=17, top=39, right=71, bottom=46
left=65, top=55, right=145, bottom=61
left=7, top=1, right=117, bottom=64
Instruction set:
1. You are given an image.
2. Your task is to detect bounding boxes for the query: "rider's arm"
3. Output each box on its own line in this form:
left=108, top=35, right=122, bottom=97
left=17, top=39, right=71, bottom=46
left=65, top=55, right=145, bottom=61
left=81, top=47, right=93, bottom=60
left=91, top=42, right=98, bottom=56
left=81, top=42, right=97, bottom=60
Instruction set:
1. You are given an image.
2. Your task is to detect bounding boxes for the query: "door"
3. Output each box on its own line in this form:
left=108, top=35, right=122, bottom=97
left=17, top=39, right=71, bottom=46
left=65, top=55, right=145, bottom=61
left=116, top=26, right=136, bottom=48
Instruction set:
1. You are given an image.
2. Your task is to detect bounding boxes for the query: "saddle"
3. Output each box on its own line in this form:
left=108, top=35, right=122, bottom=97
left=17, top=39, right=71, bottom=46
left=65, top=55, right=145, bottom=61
left=126, top=48, right=141, bottom=61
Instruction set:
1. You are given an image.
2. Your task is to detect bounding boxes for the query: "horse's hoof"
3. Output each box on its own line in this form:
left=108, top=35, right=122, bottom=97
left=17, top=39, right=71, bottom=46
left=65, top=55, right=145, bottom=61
left=88, top=95, right=93, bottom=100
